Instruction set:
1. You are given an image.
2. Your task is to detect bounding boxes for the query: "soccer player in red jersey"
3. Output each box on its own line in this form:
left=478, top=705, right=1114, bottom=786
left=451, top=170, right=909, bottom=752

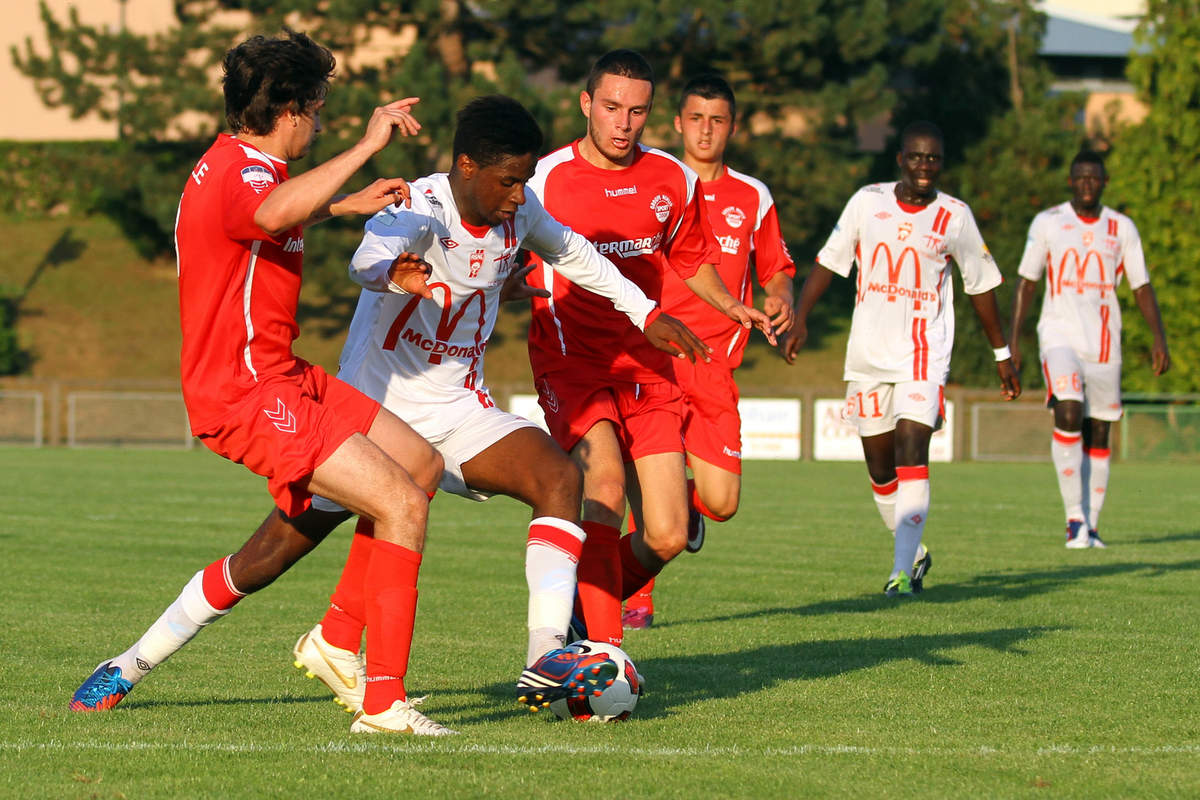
left=69, top=30, right=456, bottom=735
left=523, top=50, right=776, bottom=646
left=623, top=74, right=796, bottom=629
left=784, top=122, right=1020, bottom=597
left=1010, top=150, right=1169, bottom=548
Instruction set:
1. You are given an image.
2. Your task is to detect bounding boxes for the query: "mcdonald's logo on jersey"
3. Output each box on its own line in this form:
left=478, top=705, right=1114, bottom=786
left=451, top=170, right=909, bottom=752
left=866, top=243, right=935, bottom=306
left=381, top=283, right=489, bottom=365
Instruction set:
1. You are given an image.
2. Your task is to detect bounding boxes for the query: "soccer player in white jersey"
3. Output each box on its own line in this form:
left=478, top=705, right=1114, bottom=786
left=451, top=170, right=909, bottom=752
left=291, top=95, right=708, bottom=720
left=784, top=121, right=1020, bottom=596
left=1010, top=149, right=1169, bottom=548
left=622, top=74, right=796, bottom=629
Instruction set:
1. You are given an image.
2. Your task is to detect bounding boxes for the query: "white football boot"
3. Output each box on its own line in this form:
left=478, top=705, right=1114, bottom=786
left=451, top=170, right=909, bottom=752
left=292, top=624, right=365, bottom=713
left=350, top=697, right=458, bottom=736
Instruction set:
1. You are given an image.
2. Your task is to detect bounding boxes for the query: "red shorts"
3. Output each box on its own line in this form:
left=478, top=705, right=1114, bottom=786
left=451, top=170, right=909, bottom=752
left=534, top=372, right=683, bottom=462
left=673, top=354, right=742, bottom=474
left=196, top=365, right=381, bottom=517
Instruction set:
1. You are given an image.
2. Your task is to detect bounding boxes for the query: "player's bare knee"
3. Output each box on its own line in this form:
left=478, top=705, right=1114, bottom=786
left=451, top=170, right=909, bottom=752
left=535, top=457, right=582, bottom=516
left=1054, top=400, right=1083, bottom=431
left=584, top=475, right=625, bottom=519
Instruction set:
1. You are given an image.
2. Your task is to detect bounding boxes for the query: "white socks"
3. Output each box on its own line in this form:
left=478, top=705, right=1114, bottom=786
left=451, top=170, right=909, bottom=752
left=109, top=569, right=230, bottom=684
left=525, top=518, right=586, bottom=666
left=1052, top=428, right=1085, bottom=523
left=892, top=467, right=930, bottom=579
left=871, top=478, right=898, bottom=533
left=1085, top=447, right=1111, bottom=531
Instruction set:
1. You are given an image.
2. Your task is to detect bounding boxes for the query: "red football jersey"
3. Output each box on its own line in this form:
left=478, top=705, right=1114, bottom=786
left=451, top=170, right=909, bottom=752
left=660, top=166, right=795, bottom=368
left=526, top=141, right=720, bottom=383
left=175, top=134, right=307, bottom=433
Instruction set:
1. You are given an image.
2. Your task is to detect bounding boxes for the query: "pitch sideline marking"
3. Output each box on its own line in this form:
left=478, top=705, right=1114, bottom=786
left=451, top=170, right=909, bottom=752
left=3, top=739, right=1199, bottom=757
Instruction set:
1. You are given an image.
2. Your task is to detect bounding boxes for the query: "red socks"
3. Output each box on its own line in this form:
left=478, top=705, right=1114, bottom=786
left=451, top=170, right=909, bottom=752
left=362, top=539, right=421, bottom=714
left=320, top=518, right=374, bottom=652
left=577, top=521, right=623, bottom=645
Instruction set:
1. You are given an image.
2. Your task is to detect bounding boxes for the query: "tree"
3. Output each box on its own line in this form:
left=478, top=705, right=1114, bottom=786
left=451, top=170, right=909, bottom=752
left=1105, top=0, right=1200, bottom=393
left=13, top=0, right=1070, bottom=370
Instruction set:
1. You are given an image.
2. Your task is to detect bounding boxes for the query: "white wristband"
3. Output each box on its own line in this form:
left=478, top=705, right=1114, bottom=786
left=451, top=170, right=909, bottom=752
left=386, top=279, right=409, bottom=295
left=993, top=345, right=1012, bottom=362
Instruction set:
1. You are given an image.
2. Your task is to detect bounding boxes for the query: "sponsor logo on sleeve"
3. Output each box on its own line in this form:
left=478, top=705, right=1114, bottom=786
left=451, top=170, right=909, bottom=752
left=650, top=194, right=673, bottom=223
left=240, top=165, right=275, bottom=194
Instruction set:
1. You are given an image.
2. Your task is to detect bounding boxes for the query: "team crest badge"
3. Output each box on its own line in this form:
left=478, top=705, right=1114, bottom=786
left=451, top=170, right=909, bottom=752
left=240, top=165, right=275, bottom=194
left=897, top=221, right=913, bottom=241
left=1082, top=230, right=1094, bottom=247
left=722, top=206, right=746, bottom=229
left=468, top=248, right=485, bottom=278
left=650, top=194, right=673, bottom=223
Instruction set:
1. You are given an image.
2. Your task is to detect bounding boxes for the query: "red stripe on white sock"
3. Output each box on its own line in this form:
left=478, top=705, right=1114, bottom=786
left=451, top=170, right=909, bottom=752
left=895, top=465, right=929, bottom=482
left=871, top=478, right=899, bottom=496
left=527, top=517, right=586, bottom=563
left=201, top=555, right=244, bottom=611
left=1053, top=429, right=1082, bottom=446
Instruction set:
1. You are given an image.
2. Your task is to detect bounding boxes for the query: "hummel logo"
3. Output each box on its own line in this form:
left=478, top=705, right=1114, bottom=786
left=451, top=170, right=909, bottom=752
left=264, top=398, right=297, bottom=434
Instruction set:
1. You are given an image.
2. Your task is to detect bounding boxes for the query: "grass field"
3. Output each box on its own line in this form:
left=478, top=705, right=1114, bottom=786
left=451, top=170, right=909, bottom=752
left=2, top=449, right=1198, bottom=799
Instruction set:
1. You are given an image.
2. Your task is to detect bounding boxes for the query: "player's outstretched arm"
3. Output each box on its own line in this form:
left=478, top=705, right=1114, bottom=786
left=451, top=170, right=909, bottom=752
left=255, top=98, right=422, bottom=235
left=762, top=271, right=795, bottom=336
left=683, top=264, right=776, bottom=345
left=1132, top=283, right=1171, bottom=375
left=969, top=288, right=1021, bottom=400
left=643, top=310, right=711, bottom=363
left=1008, top=277, right=1038, bottom=374
left=782, top=264, right=834, bottom=364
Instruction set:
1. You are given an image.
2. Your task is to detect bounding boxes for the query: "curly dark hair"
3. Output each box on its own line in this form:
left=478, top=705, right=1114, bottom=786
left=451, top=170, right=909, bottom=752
left=452, top=95, right=544, bottom=167
left=222, top=29, right=335, bottom=136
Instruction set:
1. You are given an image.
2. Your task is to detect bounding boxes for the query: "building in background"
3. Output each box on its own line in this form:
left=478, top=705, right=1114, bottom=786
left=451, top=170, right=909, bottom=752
left=1038, top=1, right=1148, bottom=131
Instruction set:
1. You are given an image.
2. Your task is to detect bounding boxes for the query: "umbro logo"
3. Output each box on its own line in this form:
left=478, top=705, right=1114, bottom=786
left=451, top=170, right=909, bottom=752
left=440, top=237, right=459, bottom=249
left=264, top=398, right=296, bottom=434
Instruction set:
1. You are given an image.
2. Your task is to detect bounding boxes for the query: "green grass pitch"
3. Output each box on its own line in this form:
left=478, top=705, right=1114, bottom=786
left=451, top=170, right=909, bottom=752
left=1, top=448, right=1197, bottom=798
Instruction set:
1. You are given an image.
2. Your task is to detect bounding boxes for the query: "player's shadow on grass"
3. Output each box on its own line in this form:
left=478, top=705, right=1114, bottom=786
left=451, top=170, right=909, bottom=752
left=671, top=558, right=1200, bottom=628
left=631, top=625, right=1062, bottom=719
left=460, top=625, right=1060, bottom=724
left=1129, top=529, right=1200, bottom=545
left=112, top=694, right=332, bottom=711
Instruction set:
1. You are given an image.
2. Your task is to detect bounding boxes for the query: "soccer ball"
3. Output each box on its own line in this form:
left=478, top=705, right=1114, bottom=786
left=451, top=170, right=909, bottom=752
left=550, top=640, right=642, bottom=722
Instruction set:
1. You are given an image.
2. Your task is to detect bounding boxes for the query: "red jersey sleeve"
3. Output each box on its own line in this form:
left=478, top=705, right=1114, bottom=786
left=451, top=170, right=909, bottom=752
left=752, top=203, right=797, bottom=287
left=662, top=179, right=721, bottom=281
left=219, top=157, right=284, bottom=244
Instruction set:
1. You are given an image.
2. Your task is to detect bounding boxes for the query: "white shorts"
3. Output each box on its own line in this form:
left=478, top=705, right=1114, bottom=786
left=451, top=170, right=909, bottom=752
left=312, top=393, right=539, bottom=509
left=844, top=380, right=945, bottom=438
left=1040, top=347, right=1123, bottom=422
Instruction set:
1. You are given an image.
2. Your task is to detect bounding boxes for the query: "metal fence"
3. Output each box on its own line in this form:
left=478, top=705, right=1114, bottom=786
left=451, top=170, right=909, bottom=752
left=1, top=378, right=1197, bottom=461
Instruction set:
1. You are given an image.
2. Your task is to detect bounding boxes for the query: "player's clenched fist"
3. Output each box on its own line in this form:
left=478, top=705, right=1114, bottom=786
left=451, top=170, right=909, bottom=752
left=387, top=252, right=433, bottom=299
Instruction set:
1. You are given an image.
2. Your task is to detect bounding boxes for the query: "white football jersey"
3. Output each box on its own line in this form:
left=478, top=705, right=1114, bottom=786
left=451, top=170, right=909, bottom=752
left=818, top=182, right=1002, bottom=383
left=339, top=172, right=657, bottom=408
left=1017, top=202, right=1148, bottom=364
